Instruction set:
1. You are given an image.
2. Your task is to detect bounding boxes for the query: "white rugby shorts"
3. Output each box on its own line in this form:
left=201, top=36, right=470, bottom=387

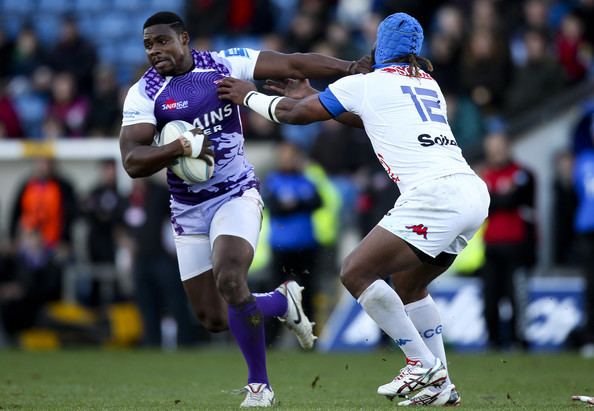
left=173, top=188, right=263, bottom=281
left=378, top=173, right=490, bottom=258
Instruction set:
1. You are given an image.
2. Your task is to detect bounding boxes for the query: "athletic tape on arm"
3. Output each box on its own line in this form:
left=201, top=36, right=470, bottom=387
left=182, top=130, right=204, bottom=158
left=243, top=91, right=284, bottom=123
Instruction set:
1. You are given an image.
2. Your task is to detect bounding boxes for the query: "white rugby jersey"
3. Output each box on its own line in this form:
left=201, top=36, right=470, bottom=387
left=318, top=64, right=474, bottom=193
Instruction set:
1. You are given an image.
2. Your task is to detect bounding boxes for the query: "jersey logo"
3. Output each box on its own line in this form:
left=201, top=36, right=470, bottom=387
left=417, top=134, right=458, bottom=147
left=381, top=66, right=433, bottom=80
left=224, top=48, right=248, bottom=57
left=406, top=224, right=429, bottom=239
left=161, top=99, right=189, bottom=111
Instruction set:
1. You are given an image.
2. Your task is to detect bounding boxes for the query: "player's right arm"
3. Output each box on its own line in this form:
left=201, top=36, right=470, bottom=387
left=119, top=82, right=212, bottom=178
left=119, top=123, right=185, bottom=178
left=120, top=125, right=213, bottom=178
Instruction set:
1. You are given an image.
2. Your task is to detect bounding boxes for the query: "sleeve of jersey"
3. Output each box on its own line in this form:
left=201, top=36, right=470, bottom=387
left=319, top=75, right=363, bottom=117
left=215, top=48, right=260, bottom=81
left=121, top=82, right=156, bottom=127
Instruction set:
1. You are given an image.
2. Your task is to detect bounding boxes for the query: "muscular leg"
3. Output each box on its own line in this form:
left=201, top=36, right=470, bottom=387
left=183, top=269, right=228, bottom=332
left=340, top=225, right=437, bottom=366
left=392, top=264, right=452, bottom=385
left=212, top=234, right=287, bottom=387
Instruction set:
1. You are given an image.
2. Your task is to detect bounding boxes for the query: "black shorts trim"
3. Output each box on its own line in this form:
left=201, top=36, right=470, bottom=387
left=404, top=241, right=457, bottom=268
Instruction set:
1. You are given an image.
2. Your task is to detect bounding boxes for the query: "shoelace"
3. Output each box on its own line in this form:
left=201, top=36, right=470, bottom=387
left=232, top=386, right=265, bottom=401
left=395, top=365, right=415, bottom=380
left=246, top=391, right=264, bottom=402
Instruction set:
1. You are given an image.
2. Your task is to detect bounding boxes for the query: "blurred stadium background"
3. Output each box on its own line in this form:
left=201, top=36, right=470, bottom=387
left=0, top=0, right=594, bottom=407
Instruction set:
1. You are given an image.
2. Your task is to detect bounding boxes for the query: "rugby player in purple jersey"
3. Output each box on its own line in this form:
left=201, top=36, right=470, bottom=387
left=119, top=11, right=370, bottom=407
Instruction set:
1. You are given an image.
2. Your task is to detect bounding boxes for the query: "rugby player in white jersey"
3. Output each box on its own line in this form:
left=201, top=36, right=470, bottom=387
left=218, top=12, right=490, bottom=407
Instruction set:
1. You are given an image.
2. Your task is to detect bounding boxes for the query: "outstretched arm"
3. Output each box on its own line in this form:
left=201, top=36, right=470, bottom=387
left=264, top=79, right=363, bottom=129
left=218, top=77, right=332, bottom=125
left=254, top=51, right=371, bottom=80
left=218, top=77, right=364, bottom=128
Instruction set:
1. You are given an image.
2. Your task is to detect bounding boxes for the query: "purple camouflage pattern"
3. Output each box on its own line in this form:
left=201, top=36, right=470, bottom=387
left=139, top=49, right=259, bottom=235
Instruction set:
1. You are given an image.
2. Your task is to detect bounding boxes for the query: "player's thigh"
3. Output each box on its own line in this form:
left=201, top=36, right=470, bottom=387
left=174, top=233, right=228, bottom=331
left=341, top=225, right=424, bottom=297
left=210, top=188, right=263, bottom=300
left=390, top=263, right=449, bottom=304
left=182, top=270, right=228, bottom=332
left=209, top=188, right=262, bottom=260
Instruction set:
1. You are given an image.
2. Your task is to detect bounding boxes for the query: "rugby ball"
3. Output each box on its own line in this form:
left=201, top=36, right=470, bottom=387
left=159, top=120, right=215, bottom=183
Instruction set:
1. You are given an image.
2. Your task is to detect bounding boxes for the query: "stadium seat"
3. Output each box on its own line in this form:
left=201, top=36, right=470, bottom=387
left=112, top=0, right=144, bottom=12
left=73, top=0, right=108, bottom=13
left=97, top=12, right=129, bottom=40
left=0, top=13, right=26, bottom=38
left=149, top=0, right=183, bottom=13
left=98, top=44, right=118, bottom=65
left=116, top=65, right=140, bottom=86
left=32, top=15, right=61, bottom=44
left=37, top=0, right=73, bottom=14
left=77, top=13, right=97, bottom=41
left=1, top=0, right=35, bottom=14
left=118, top=40, right=147, bottom=66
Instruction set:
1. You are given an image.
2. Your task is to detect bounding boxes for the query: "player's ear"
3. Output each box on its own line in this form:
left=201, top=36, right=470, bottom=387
left=180, top=31, right=189, bottom=46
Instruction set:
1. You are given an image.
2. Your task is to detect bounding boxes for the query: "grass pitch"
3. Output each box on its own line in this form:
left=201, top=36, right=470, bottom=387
left=0, top=348, right=592, bottom=410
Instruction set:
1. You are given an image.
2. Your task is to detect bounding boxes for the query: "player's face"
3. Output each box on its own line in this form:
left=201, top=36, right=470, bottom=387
left=143, top=25, right=190, bottom=76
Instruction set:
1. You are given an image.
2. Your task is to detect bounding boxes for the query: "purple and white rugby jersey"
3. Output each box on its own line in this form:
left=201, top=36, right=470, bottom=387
left=122, top=48, right=261, bottom=235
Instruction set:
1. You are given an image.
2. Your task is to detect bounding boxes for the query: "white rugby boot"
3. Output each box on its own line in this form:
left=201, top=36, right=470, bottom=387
left=398, top=384, right=461, bottom=406
left=240, top=383, right=275, bottom=407
left=377, top=358, right=447, bottom=398
left=276, top=281, right=316, bottom=350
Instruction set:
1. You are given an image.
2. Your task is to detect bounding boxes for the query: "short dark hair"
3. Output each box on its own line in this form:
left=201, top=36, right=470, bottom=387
left=143, top=11, right=187, bottom=34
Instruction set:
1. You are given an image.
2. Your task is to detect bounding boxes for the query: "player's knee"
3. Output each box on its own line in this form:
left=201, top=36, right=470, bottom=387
left=339, top=254, right=360, bottom=292
left=398, top=286, right=428, bottom=305
left=392, top=276, right=429, bottom=304
left=213, top=254, right=248, bottom=280
left=214, top=265, right=249, bottom=305
left=215, top=274, right=241, bottom=303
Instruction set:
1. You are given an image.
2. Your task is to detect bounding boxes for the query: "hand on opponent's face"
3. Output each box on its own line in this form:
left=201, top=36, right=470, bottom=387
left=217, top=77, right=257, bottom=105
left=350, top=55, right=373, bottom=74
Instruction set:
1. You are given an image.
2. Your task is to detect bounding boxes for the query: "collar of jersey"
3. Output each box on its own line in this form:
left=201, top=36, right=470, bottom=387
left=372, top=62, right=410, bottom=69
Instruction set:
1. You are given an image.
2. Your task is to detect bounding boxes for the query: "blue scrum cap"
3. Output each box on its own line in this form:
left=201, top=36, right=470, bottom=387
left=374, top=13, right=424, bottom=64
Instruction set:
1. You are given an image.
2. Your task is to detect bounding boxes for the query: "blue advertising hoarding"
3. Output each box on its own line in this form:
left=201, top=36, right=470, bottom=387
left=318, top=276, right=584, bottom=352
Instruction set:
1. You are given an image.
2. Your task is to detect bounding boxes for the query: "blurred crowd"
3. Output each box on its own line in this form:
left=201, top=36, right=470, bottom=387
left=1, top=0, right=594, bottom=351
left=0, top=0, right=593, bottom=148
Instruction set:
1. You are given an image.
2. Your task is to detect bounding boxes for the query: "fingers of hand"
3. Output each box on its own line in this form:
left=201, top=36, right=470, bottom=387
left=200, top=151, right=214, bottom=165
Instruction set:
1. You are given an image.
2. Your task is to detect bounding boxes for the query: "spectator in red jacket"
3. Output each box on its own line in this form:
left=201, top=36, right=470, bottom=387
left=481, top=132, right=536, bottom=350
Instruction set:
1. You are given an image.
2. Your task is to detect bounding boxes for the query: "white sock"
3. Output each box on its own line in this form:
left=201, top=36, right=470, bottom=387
left=357, top=280, right=436, bottom=367
left=405, top=294, right=451, bottom=385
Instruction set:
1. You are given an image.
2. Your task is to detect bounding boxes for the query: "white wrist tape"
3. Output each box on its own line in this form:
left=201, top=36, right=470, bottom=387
left=243, top=91, right=283, bottom=123
left=182, top=130, right=204, bottom=158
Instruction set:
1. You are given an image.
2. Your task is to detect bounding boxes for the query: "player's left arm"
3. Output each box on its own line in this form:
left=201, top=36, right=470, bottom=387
left=264, top=78, right=363, bottom=129
left=218, top=77, right=333, bottom=125
left=253, top=51, right=371, bottom=80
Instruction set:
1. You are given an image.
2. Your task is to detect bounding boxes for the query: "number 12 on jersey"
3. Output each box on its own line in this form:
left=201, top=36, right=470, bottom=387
left=401, top=86, right=447, bottom=124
